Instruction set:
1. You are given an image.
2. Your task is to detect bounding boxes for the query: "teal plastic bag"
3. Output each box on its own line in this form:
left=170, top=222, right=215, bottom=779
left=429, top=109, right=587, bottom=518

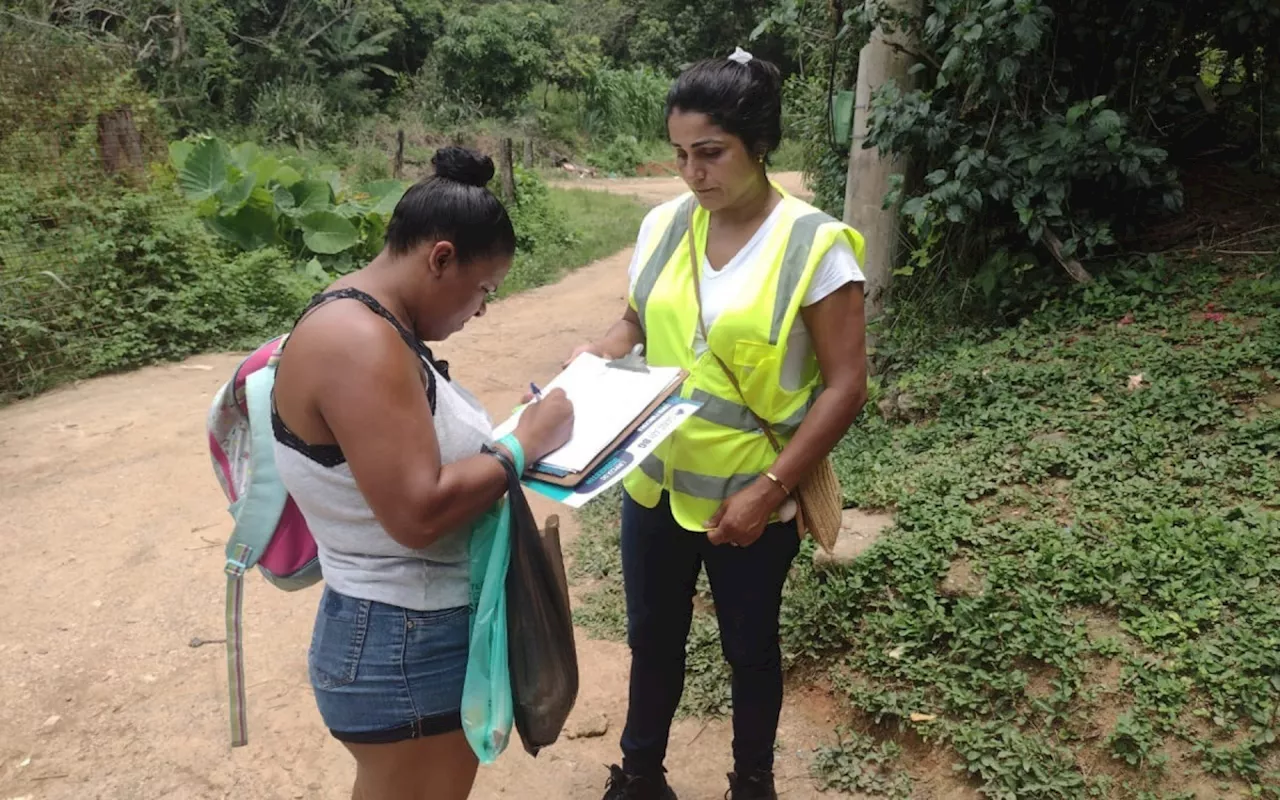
left=462, top=500, right=513, bottom=764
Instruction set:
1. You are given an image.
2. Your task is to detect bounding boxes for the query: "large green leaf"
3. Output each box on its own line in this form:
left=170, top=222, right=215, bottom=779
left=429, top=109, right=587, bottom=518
left=361, top=212, right=388, bottom=253
left=178, top=138, right=232, bottom=203
left=300, top=211, right=360, bottom=254
left=292, top=180, right=334, bottom=214
left=206, top=205, right=278, bottom=250
left=231, top=142, right=263, bottom=171
left=273, top=165, right=303, bottom=188
left=316, top=167, right=342, bottom=198
left=272, top=185, right=297, bottom=212
left=359, top=180, right=409, bottom=215
left=169, top=140, right=194, bottom=172
left=217, top=172, right=257, bottom=215
left=301, top=258, right=329, bottom=282
left=248, top=155, right=283, bottom=188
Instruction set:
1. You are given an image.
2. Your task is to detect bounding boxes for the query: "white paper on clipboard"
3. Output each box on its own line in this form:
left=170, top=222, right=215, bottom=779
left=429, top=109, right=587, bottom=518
left=492, top=353, right=684, bottom=473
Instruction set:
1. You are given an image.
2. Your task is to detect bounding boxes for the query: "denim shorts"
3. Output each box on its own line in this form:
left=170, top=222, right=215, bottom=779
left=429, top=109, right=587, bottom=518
left=308, top=586, right=469, bottom=743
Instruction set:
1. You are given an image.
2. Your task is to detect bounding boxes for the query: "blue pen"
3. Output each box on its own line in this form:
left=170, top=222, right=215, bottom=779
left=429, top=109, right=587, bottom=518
left=529, top=382, right=543, bottom=402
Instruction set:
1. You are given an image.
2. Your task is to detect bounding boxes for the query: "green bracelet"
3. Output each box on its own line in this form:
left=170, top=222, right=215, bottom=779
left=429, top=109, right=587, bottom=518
left=495, top=433, right=526, bottom=476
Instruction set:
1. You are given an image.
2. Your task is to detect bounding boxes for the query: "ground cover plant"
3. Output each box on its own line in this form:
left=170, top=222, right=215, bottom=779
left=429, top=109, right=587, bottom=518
left=571, top=255, right=1280, bottom=798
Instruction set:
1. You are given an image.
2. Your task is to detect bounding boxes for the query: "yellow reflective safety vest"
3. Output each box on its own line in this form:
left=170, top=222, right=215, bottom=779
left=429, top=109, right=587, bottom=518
left=622, top=183, right=866, bottom=532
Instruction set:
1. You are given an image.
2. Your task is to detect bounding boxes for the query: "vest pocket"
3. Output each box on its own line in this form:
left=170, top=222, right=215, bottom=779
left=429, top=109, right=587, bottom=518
left=732, top=339, right=776, bottom=371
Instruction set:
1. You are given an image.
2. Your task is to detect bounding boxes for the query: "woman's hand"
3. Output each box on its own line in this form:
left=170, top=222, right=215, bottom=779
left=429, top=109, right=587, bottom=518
left=514, top=389, right=574, bottom=463
left=565, top=306, right=646, bottom=367
left=563, top=342, right=604, bottom=368
left=706, top=478, right=788, bottom=547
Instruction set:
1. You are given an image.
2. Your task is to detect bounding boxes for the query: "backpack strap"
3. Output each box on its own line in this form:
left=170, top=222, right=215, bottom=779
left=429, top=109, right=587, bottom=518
left=224, top=365, right=288, bottom=748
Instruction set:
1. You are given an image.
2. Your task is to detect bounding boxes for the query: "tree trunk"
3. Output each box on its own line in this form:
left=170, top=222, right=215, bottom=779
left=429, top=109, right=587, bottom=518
left=843, top=0, right=923, bottom=322
left=523, top=138, right=535, bottom=168
left=394, top=130, right=405, bottom=179
left=499, top=138, right=517, bottom=204
left=97, top=107, right=144, bottom=174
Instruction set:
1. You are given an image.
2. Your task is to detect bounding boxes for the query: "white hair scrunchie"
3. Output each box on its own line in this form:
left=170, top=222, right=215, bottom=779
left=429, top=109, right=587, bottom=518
left=728, top=46, right=753, bottom=65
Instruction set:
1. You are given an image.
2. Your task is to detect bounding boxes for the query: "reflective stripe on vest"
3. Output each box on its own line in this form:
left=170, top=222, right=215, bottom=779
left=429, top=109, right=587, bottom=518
left=771, top=212, right=838, bottom=343
left=687, top=387, right=821, bottom=437
left=633, top=196, right=698, bottom=330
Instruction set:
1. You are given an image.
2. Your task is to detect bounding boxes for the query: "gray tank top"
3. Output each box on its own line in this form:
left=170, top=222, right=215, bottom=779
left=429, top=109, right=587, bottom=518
left=271, top=290, right=494, bottom=611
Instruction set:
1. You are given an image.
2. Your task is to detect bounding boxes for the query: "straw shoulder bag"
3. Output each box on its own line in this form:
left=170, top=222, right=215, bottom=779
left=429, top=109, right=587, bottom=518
left=686, top=211, right=842, bottom=552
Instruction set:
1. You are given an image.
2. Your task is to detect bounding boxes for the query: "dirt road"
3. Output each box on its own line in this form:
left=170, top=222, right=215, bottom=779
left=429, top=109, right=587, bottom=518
left=0, top=174, right=859, bottom=800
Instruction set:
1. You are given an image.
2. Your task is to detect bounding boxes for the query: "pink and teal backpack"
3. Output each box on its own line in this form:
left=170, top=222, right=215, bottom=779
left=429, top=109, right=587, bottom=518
left=206, top=334, right=322, bottom=747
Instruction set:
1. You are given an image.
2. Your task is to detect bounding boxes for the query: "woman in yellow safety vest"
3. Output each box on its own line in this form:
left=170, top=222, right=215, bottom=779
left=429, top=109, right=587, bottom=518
left=569, top=49, right=869, bottom=800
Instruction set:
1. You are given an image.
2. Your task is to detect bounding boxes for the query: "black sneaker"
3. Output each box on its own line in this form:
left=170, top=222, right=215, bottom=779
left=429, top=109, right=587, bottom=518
left=601, top=764, right=678, bottom=800
left=725, top=771, right=777, bottom=800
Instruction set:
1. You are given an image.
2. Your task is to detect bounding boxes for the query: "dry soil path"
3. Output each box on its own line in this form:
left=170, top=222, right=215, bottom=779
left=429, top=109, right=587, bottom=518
left=0, top=173, right=875, bottom=800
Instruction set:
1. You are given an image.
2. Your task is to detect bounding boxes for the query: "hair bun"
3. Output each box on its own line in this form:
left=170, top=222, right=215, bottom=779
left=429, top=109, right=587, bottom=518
left=747, top=57, right=783, bottom=96
left=432, top=146, right=495, bottom=188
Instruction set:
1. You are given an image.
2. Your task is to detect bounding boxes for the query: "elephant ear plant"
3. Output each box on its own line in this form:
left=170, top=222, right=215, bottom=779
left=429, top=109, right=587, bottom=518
left=171, top=135, right=407, bottom=276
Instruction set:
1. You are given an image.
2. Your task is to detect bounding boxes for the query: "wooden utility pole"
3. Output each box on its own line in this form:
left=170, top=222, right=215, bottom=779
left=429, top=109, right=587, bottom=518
left=843, top=0, right=922, bottom=320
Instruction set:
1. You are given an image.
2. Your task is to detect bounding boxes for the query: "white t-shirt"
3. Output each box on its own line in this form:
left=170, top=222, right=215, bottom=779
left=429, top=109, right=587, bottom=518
left=627, top=201, right=865, bottom=390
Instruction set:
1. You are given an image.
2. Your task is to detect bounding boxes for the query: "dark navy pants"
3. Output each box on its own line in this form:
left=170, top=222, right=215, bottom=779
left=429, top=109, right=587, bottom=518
left=619, top=491, right=800, bottom=777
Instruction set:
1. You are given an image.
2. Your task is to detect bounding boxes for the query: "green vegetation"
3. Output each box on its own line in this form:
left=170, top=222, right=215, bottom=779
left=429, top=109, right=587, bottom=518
left=0, top=139, right=643, bottom=401
left=502, top=182, right=647, bottom=296
left=573, top=256, right=1280, bottom=798
left=850, top=0, right=1277, bottom=309
left=4, top=3, right=1279, bottom=793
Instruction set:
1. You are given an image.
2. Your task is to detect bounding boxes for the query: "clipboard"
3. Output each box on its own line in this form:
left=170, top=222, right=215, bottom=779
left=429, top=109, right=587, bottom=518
left=527, top=368, right=687, bottom=487
left=492, top=348, right=688, bottom=488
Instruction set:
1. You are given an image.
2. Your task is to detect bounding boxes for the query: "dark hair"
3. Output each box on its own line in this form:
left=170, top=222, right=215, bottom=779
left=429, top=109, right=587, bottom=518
left=665, top=54, right=783, bottom=162
left=384, top=146, right=516, bottom=263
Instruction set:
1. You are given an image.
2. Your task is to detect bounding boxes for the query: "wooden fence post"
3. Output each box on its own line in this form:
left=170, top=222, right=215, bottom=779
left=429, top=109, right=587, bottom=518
left=97, top=107, right=144, bottom=174
left=499, top=138, right=516, bottom=204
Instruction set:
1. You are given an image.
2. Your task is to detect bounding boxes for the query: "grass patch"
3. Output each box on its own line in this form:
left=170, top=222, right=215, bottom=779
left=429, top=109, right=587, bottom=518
left=548, top=188, right=649, bottom=266
left=501, top=187, right=647, bottom=296
left=571, top=256, right=1280, bottom=798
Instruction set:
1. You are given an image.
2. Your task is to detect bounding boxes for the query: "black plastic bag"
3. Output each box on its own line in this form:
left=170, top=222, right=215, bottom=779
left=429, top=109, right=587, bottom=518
left=500, top=457, right=580, bottom=756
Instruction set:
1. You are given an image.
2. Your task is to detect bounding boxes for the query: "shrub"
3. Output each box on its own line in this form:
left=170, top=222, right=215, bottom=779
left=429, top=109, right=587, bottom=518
left=587, top=134, right=648, bottom=175
left=0, top=182, right=319, bottom=399
left=251, top=80, right=347, bottom=148
left=851, top=0, right=1278, bottom=287
left=501, top=166, right=575, bottom=293
left=782, top=71, right=852, bottom=217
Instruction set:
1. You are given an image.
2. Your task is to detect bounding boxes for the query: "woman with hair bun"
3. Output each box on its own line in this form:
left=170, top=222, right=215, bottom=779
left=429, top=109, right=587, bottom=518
left=271, top=146, right=573, bottom=799
left=570, top=50, right=869, bottom=800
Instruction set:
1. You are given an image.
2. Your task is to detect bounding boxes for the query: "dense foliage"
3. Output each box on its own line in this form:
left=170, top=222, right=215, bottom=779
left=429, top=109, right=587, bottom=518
left=5, top=2, right=1280, bottom=796
left=0, top=21, right=648, bottom=401
left=848, top=0, right=1279, bottom=289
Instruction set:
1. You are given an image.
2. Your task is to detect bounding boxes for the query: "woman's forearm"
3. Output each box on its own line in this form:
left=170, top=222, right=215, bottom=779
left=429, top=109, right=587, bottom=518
left=767, top=384, right=865, bottom=491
